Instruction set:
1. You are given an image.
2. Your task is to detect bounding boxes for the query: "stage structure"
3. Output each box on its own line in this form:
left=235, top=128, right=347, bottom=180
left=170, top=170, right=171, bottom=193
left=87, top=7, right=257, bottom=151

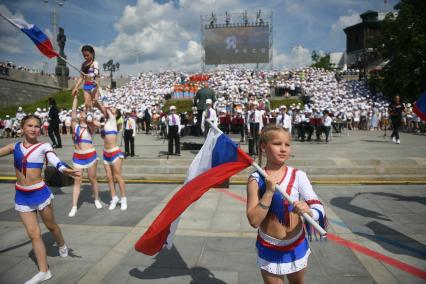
left=200, top=10, right=273, bottom=70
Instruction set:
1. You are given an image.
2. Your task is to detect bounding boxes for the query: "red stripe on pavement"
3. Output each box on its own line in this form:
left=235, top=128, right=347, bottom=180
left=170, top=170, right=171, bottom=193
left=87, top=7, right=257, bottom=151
left=216, top=187, right=426, bottom=280
left=327, top=234, right=426, bottom=280
left=216, top=188, right=247, bottom=202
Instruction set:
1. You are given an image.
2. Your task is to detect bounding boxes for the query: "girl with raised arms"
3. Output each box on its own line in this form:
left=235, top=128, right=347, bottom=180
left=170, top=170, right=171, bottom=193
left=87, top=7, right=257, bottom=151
left=0, top=115, right=79, bottom=284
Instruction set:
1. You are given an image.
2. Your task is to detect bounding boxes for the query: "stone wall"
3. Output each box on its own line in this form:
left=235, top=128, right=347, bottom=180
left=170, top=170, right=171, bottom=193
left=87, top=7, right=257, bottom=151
left=0, top=76, right=61, bottom=108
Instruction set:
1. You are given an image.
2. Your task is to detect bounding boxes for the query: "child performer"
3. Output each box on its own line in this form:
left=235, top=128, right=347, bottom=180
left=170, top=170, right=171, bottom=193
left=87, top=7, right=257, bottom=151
left=96, top=103, right=127, bottom=210
left=0, top=115, right=80, bottom=284
left=68, top=95, right=102, bottom=217
left=71, top=45, right=100, bottom=112
left=246, top=125, right=326, bottom=284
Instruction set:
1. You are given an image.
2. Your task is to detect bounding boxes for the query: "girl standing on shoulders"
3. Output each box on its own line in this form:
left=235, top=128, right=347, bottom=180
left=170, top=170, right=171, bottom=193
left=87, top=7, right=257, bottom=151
left=246, top=125, right=326, bottom=284
left=0, top=115, right=79, bottom=284
left=71, top=45, right=100, bottom=112
left=68, top=95, right=102, bottom=217
left=96, top=103, right=127, bottom=210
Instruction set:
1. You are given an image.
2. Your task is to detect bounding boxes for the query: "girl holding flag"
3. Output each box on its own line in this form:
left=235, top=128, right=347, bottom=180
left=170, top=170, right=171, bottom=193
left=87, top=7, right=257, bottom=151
left=68, top=94, right=102, bottom=217
left=72, top=45, right=100, bottom=112
left=246, top=125, right=326, bottom=284
left=0, top=115, right=79, bottom=284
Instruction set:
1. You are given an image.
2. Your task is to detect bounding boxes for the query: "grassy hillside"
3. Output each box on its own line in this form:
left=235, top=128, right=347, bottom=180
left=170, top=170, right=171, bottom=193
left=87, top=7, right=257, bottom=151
left=0, top=90, right=84, bottom=117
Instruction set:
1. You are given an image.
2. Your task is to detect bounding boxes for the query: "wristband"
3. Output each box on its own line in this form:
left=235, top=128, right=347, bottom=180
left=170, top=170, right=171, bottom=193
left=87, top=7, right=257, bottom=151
left=258, top=202, right=270, bottom=210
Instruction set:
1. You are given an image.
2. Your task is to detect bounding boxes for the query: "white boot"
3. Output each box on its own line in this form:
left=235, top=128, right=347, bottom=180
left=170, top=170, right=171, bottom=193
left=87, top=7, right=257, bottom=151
left=59, top=244, right=68, bottom=257
left=396, top=139, right=400, bottom=144
left=109, top=196, right=119, bottom=210
left=68, top=206, right=77, bottom=217
left=120, top=197, right=127, bottom=211
left=94, top=199, right=103, bottom=209
left=24, top=270, right=52, bottom=284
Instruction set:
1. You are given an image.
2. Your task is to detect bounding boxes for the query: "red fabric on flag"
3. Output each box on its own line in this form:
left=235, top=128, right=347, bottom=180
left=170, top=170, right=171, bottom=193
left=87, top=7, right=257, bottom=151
left=135, top=148, right=252, bottom=255
left=37, top=40, right=59, bottom=58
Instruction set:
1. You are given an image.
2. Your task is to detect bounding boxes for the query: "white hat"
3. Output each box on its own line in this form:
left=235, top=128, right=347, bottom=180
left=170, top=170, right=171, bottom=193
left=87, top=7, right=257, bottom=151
left=37, top=108, right=41, bottom=112
left=206, top=99, right=212, bottom=104
left=18, top=106, right=22, bottom=111
left=279, top=105, right=287, bottom=109
left=170, top=105, right=176, bottom=111
left=42, top=108, right=46, bottom=112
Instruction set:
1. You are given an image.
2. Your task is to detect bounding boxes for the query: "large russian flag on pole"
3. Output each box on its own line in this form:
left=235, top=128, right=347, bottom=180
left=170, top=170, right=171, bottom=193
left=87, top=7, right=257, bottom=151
left=0, top=14, right=59, bottom=58
left=413, top=91, right=426, bottom=121
left=135, top=127, right=253, bottom=256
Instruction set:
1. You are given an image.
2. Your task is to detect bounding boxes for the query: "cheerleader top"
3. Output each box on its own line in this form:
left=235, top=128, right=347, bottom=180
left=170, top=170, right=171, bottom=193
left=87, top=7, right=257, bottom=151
left=14, top=142, right=67, bottom=176
left=73, top=125, right=93, bottom=145
left=83, top=61, right=99, bottom=82
left=249, top=166, right=326, bottom=228
left=101, top=109, right=118, bottom=136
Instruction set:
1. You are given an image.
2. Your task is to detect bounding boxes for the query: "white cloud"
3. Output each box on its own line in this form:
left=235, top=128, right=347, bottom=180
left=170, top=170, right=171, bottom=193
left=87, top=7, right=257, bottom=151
left=327, top=12, right=361, bottom=50
left=274, top=45, right=312, bottom=70
left=0, top=5, right=27, bottom=54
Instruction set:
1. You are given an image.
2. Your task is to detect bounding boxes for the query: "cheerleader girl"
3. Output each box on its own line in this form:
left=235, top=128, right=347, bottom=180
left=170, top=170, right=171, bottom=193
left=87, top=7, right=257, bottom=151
left=96, top=103, right=127, bottom=210
left=0, top=115, right=79, bottom=284
left=246, top=125, right=326, bottom=284
left=71, top=45, right=100, bottom=112
left=68, top=95, right=102, bottom=217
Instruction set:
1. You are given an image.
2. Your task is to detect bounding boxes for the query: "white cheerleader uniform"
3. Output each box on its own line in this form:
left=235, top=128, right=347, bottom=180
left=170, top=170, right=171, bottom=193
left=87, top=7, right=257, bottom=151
left=13, top=142, right=68, bottom=212
left=250, top=166, right=327, bottom=275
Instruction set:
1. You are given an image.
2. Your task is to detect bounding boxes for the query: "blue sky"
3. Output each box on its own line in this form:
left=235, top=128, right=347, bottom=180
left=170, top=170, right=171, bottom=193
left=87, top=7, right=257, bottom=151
left=0, top=0, right=398, bottom=76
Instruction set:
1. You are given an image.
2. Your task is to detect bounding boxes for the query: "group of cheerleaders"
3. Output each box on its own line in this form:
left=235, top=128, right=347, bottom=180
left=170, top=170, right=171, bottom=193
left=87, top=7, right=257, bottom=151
left=0, top=44, right=326, bottom=284
left=0, top=45, right=126, bottom=284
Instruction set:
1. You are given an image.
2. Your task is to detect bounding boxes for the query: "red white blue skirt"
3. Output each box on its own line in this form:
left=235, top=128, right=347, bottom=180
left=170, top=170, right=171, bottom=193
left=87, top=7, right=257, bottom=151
left=73, top=148, right=98, bottom=169
left=103, top=147, right=124, bottom=165
left=256, top=229, right=310, bottom=275
left=15, top=181, right=54, bottom=212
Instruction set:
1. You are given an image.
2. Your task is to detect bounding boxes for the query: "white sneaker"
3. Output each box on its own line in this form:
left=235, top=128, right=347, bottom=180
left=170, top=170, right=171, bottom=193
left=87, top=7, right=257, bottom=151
left=109, top=196, right=119, bottom=210
left=59, top=244, right=68, bottom=257
left=68, top=206, right=77, bottom=217
left=396, top=139, right=400, bottom=144
left=24, top=270, right=52, bottom=284
left=94, top=199, right=103, bottom=209
left=120, top=197, right=127, bottom=211
left=392, top=137, right=396, bottom=143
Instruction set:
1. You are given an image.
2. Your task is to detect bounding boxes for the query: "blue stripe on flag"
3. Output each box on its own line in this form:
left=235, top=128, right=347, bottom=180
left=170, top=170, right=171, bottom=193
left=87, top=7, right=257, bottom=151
left=212, top=134, right=238, bottom=167
left=21, top=26, right=49, bottom=46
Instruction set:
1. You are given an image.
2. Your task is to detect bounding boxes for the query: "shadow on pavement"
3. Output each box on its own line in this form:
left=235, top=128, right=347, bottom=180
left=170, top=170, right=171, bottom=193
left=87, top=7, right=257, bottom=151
left=365, top=192, right=426, bottom=205
left=76, top=184, right=111, bottom=208
left=356, top=221, right=426, bottom=260
left=129, top=245, right=226, bottom=284
left=330, top=194, right=391, bottom=221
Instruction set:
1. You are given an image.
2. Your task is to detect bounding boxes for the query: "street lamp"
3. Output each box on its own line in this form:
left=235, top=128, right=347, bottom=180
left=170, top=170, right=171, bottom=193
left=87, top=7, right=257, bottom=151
left=43, top=0, right=65, bottom=51
left=103, top=60, right=120, bottom=89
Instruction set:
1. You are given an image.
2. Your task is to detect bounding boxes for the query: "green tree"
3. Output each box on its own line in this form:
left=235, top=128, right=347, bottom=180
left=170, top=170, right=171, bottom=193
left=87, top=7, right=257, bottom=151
left=373, top=0, right=426, bottom=102
left=310, top=51, right=332, bottom=70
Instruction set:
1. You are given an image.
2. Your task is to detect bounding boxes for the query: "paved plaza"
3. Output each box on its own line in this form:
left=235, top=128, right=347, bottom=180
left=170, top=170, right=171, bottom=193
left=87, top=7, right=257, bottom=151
left=0, top=131, right=425, bottom=283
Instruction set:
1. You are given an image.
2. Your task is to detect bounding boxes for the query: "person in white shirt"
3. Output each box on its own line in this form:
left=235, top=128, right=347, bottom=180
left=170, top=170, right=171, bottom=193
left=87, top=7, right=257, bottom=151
left=167, top=106, right=181, bottom=156
left=201, top=99, right=217, bottom=139
left=247, top=101, right=263, bottom=155
left=322, top=110, right=332, bottom=143
left=276, top=105, right=292, bottom=133
left=123, top=111, right=136, bottom=157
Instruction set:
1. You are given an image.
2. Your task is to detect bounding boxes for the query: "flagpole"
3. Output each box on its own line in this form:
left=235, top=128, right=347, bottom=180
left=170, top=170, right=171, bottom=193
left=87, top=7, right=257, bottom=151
left=206, top=120, right=327, bottom=237
left=0, top=12, right=84, bottom=76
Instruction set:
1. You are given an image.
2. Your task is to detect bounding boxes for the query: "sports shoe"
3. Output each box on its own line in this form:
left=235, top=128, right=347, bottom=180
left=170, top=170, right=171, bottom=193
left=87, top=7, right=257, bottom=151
left=120, top=197, right=127, bottom=211
left=109, top=196, right=119, bottom=210
left=59, top=244, right=68, bottom=257
left=392, top=137, right=396, bottom=143
left=68, top=206, right=77, bottom=217
left=94, top=199, right=103, bottom=209
left=396, top=139, right=400, bottom=144
left=24, top=270, right=52, bottom=284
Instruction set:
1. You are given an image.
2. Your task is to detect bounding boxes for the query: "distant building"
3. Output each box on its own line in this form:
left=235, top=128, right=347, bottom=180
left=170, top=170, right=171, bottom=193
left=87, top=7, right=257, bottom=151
left=343, top=10, right=386, bottom=71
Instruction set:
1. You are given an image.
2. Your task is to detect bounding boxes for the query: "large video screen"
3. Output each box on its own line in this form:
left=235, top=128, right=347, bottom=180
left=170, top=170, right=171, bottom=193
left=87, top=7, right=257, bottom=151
left=204, top=26, right=270, bottom=65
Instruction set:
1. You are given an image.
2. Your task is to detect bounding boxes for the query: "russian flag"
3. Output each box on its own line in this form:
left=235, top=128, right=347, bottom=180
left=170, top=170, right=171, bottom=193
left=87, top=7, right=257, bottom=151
left=1, top=14, right=59, bottom=58
left=135, top=126, right=253, bottom=256
left=413, top=91, right=426, bottom=121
